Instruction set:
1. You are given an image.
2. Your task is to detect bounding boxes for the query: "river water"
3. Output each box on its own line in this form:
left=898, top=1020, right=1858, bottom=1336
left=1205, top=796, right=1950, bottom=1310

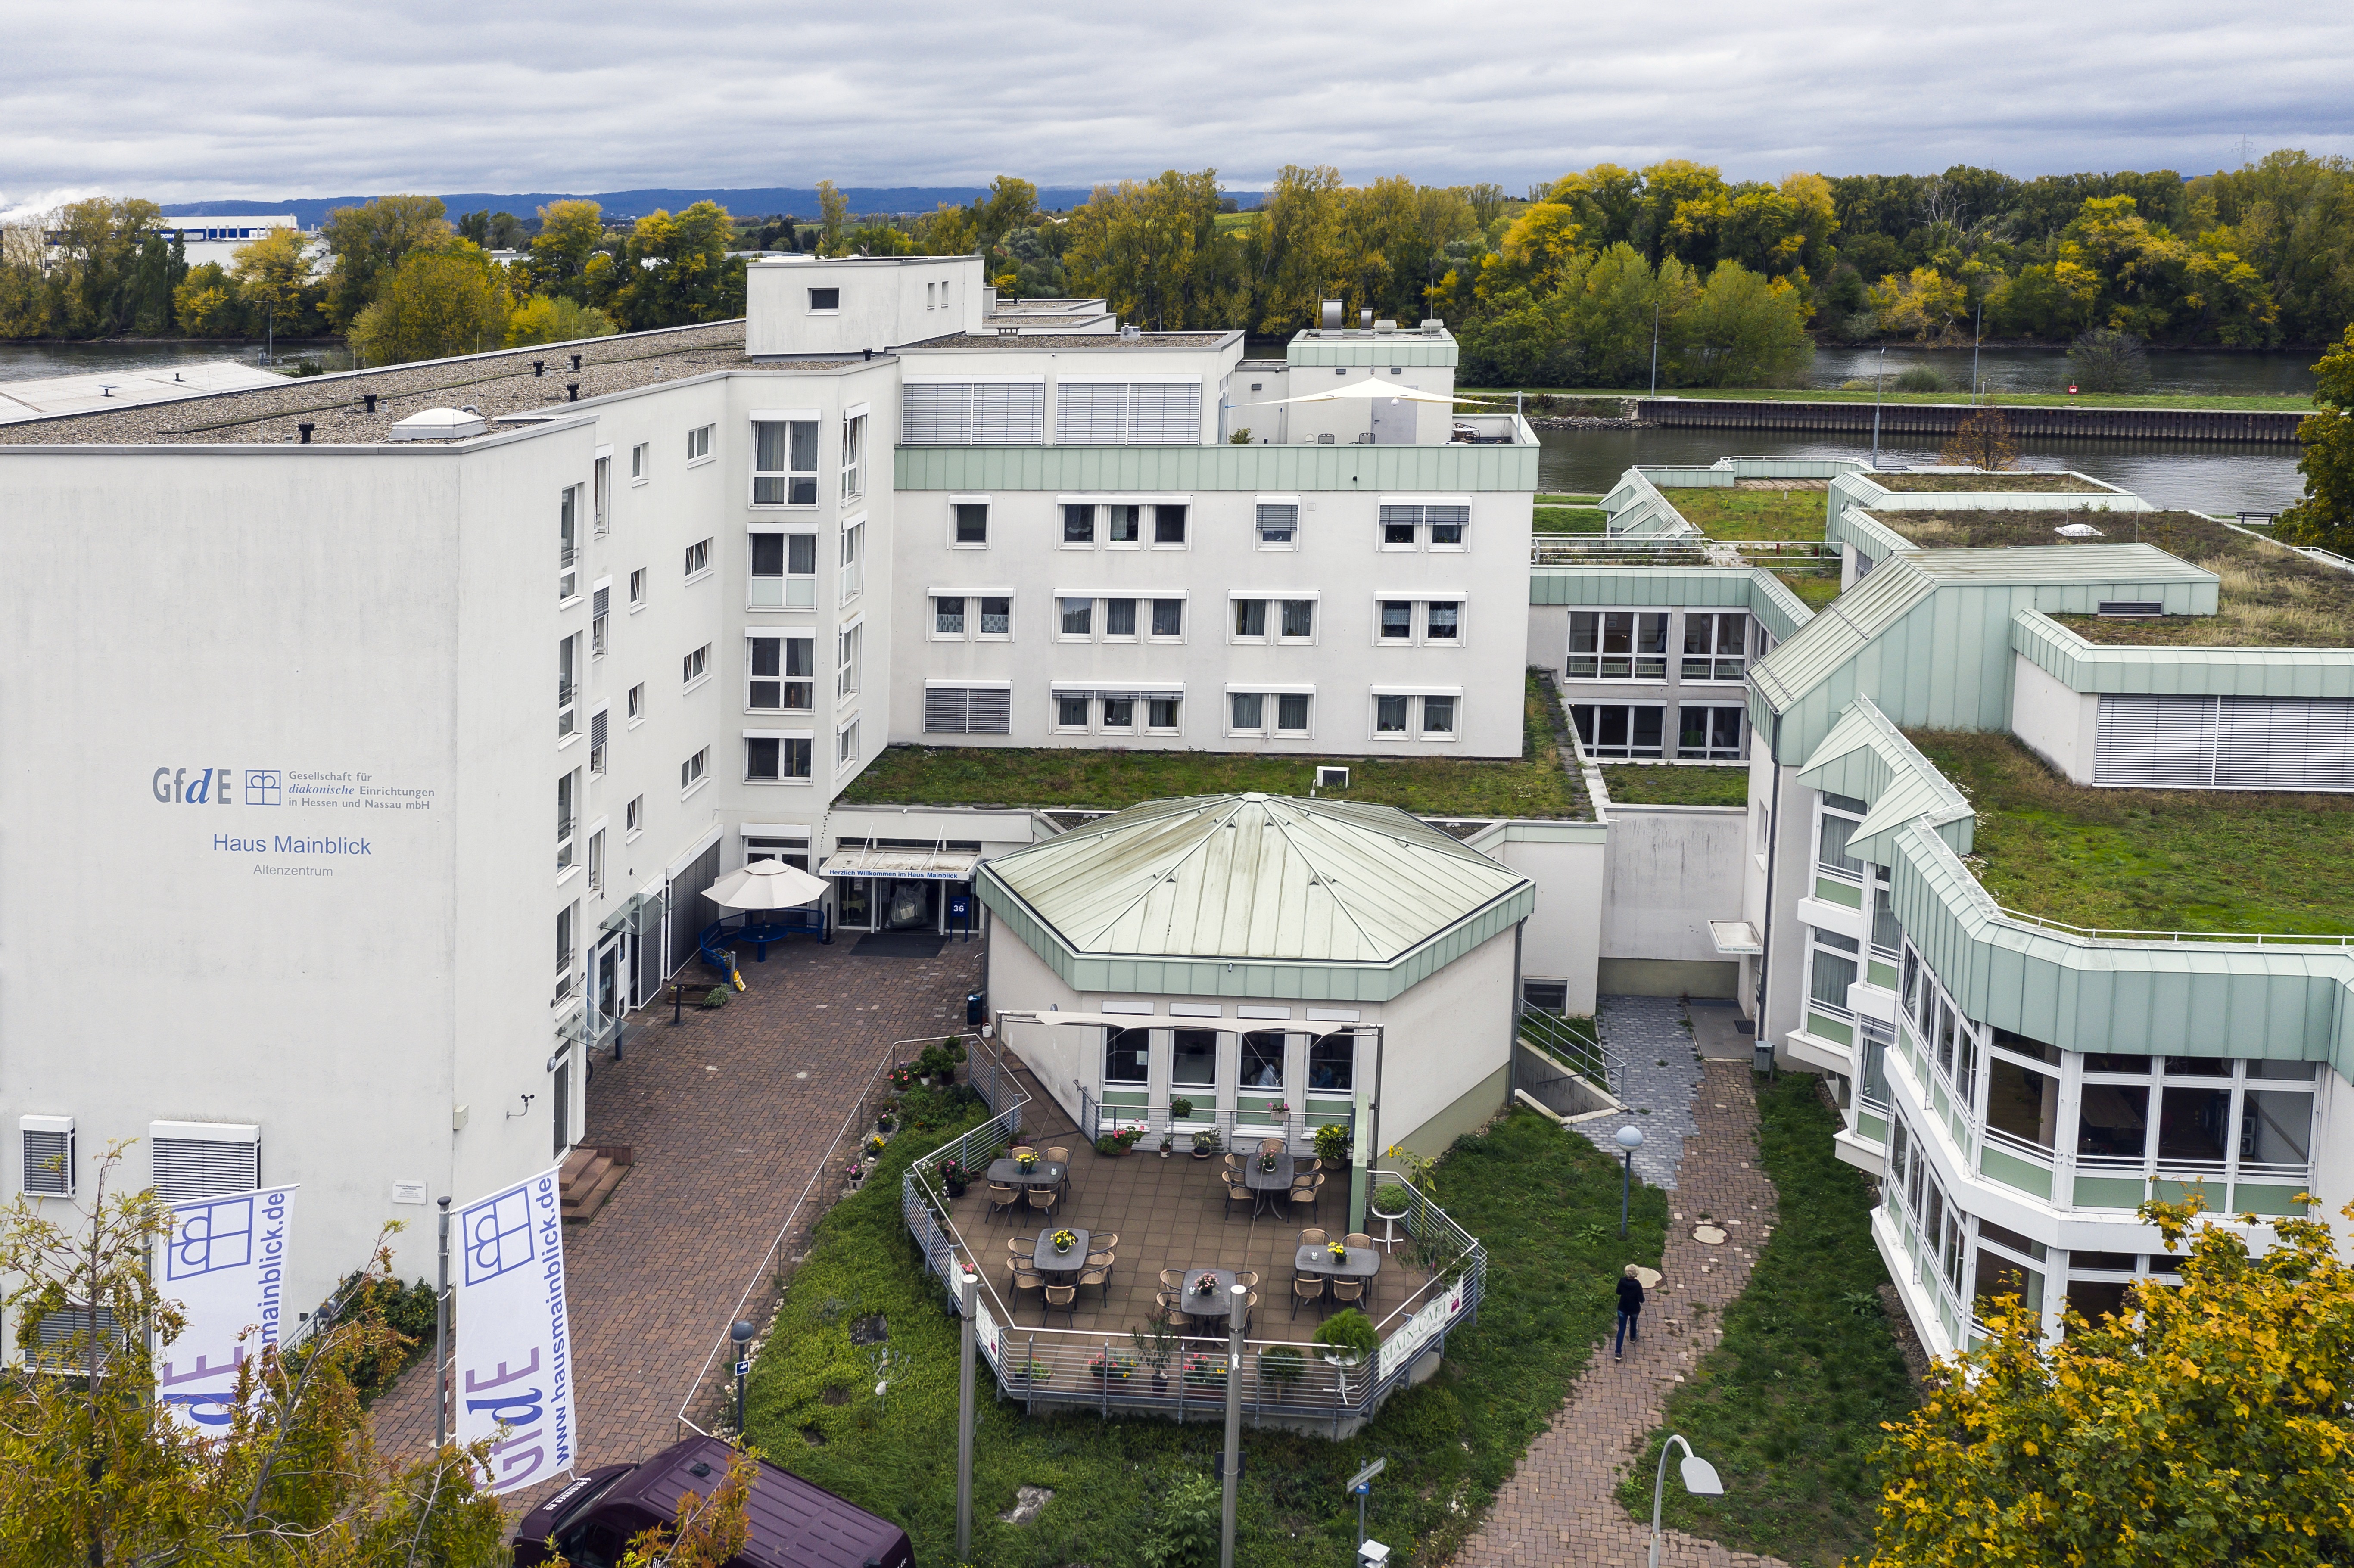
left=0, top=341, right=346, bottom=380
left=1538, top=428, right=2307, bottom=514
left=1807, top=343, right=2317, bottom=398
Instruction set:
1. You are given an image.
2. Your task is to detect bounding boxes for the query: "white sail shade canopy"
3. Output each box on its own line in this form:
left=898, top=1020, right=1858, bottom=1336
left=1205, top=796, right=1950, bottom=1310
left=1263, top=376, right=1495, bottom=406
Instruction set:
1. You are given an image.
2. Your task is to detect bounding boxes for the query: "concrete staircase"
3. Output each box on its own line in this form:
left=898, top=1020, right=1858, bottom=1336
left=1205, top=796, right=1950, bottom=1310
left=560, top=1145, right=632, bottom=1223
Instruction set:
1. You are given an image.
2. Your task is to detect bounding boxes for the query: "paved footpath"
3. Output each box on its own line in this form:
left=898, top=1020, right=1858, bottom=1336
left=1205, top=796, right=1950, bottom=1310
left=371, top=936, right=982, bottom=1470
left=1450, top=1057, right=1784, bottom=1568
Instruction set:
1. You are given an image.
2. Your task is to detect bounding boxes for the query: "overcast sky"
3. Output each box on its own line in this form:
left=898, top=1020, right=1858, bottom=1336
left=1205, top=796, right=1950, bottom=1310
left=8, top=0, right=2352, bottom=212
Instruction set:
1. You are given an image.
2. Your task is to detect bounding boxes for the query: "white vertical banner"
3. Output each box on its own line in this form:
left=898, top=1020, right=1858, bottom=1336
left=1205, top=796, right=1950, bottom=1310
left=452, top=1166, right=576, bottom=1493
left=156, top=1185, right=299, bottom=1432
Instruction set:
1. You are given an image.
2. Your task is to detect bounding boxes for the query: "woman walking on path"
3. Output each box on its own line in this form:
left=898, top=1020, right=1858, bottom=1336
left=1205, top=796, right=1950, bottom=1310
left=1614, top=1263, right=1644, bottom=1360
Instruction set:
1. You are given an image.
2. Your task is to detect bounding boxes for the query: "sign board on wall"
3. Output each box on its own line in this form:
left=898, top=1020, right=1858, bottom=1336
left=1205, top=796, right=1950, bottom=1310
left=156, top=1186, right=299, bottom=1431
left=1375, top=1280, right=1464, bottom=1381
left=451, top=1167, right=577, bottom=1493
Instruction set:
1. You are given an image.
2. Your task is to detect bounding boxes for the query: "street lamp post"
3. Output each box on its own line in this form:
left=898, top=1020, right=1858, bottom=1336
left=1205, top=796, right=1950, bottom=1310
left=1616, top=1126, right=1644, bottom=1238
left=957, top=1270, right=978, bottom=1561
left=730, top=1319, right=754, bottom=1439
left=1648, top=1434, right=1725, bottom=1568
left=1870, top=344, right=1888, bottom=468
left=1218, top=1282, right=1248, bottom=1568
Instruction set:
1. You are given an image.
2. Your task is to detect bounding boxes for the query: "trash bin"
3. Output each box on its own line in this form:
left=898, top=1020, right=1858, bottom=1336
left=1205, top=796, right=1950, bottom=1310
left=1753, top=1037, right=1776, bottom=1074
left=965, top=990, right=986, bottom=1028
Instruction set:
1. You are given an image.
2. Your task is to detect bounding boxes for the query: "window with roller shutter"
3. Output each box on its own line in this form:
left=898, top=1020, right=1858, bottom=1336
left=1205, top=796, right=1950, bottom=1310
left=902, top=382, right=1044, bottom=445
left=150, top=1123, right=260, bottom=1203
left=1054, top=381, right=1201, bottom=444
left=589, top=708, right=608, bottom=774
left=2094, top=694, right=2354, bottom=791
left=925, top=685, right=1012, bottom=735
left=21, top=1117, right=73, bottom=1195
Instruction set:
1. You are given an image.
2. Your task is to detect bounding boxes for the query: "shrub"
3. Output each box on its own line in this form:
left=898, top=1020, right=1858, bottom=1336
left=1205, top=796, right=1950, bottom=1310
left=700, top=986, right=729, bottom=1009
left=2068, top=328, right=2151, bottom=394
left=1313, top=1308, right=1379, bottom=1358
left=1372, top=1183, right=1414, bottom=1215
left=1258, top=1344, right=1305, bottom=1388
left=1191, top=1129, right=1223, bottom=1154
left=1139, top=1472, right=1222, bottom=1568
left=1313, top=1122, right=1351, bottom=1164
left=1892, top=365, right=1946, bottom=392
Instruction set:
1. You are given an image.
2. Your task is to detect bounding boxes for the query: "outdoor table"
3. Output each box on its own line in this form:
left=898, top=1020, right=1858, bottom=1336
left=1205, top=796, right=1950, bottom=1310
left=1294, top=1244, right=1381, bottom=1282
left=1178, top=1269, right=1246, bottom=1330
left=1241, top=1153, right=1296, bottom=1217
left=1031, top=1228, right=1091, bottom=1279
left=987, top=1157, right=1068, bottom=1191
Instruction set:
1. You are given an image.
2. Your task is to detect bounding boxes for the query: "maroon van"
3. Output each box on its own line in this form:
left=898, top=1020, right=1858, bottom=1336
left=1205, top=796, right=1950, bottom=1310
left=511, top=1437, right=914, bottom=1568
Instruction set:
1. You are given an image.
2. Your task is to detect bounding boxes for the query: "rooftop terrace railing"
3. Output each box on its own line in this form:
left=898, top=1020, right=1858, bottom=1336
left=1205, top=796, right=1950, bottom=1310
left=1996, top=906, right=2354, bottom=948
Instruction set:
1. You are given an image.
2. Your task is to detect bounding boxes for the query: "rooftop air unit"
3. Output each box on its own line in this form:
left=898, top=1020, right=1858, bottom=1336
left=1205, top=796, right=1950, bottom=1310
left=1320, top=299, right=1343, bottom=330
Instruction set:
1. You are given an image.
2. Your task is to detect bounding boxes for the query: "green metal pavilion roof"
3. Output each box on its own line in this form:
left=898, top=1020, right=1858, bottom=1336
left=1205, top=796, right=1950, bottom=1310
left=977, top=793, right=1535, bottom=1002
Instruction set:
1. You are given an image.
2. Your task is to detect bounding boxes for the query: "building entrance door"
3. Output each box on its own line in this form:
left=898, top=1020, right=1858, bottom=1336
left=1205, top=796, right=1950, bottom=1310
left=595, top=935, right=624, bottom=1030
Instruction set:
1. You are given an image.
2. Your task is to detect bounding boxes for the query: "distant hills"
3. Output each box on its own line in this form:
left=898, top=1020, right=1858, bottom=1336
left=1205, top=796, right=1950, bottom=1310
left=156, top=184, right=1266, bottom=227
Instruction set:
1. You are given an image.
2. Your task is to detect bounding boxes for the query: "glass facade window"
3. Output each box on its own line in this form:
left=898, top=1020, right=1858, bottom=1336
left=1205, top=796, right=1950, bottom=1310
left=1308, top=1032, right=1354, bottom=1091
left=1171, top=1028, right=1216, bottom=1087
left=2074, top=1082, right=2150, bottom=1158
left=1817, top=801, right=1864, bottom=878
left=1985, top=1055, right=2059, bottom=1150
left=1571, top=703, right=1665, bottom=759
left=1240, top=1032, right=1285, bottom=1089
left=1105, top=1028, right=1149, bottom=1083
left=1808, top=930, right=1859, bottom=1015
left=1566, top=611, right=1668, bottom=680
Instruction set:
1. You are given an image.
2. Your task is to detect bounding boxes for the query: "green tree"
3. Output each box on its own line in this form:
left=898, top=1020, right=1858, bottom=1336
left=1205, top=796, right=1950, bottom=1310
left=320, top=194, right=452, bottom=330
left=607, top=202, right=744, bottom=330
left=525, top=199, right=609, bottom=302
left=975, top=174, right=1039, bottom=255
left=126, top=230, right=187, bottom=335
left=1066, top=170, right=1245, bottom=331
left=0, top=1143, right=508, bottom=1566
left=173, top=262, right=245, bottom=337
left=1247, top=163, right=1346, bottom=332
left=1671, top=260, right=1813, bottom=386
left=2278, top=327, right=2354, bottom=550
left=815, top=179, right=849, bottom=255
left=231, top=226, right=324, bottom=341
left=46, top=197, right=164, bottom=337
left=916, top=201, right=978, bottom=256
left=506, top=294, right=618, bottom=347
left=2193, top=150, right=2354, bottom=344
left=456, top=209, right=524, bottom=250
left=346, top=240, right=511, bottom=365
left=1865, top=1195, right=2354, bottom=1567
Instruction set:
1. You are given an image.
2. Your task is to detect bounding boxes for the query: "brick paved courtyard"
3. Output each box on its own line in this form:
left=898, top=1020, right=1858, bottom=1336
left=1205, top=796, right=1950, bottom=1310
left=1449, top=1036, right=1787, bottom=1567
left=371, top=933, right=983, bottom=1471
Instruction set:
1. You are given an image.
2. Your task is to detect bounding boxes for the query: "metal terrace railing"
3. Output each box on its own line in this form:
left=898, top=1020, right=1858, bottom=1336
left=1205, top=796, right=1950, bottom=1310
left=1996, top=906, right=2354, bottom=948
left=1520, top=1006, right=1615, bottom=1091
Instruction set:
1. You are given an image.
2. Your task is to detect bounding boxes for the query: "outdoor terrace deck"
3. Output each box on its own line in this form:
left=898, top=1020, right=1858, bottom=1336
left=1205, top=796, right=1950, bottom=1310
left=1907, top=730, right=2354, bottom=936
left=1881, top=510, right=2354, bottom=647
left=942, top=1147, right=1435, bottom=1347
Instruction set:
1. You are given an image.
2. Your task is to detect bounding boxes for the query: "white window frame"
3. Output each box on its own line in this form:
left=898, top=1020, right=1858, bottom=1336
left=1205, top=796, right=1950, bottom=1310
left=748, top=529, right=819, bottom=610
left=682, top=642, right=712, bottom=690
left=976, top=592, right=1014, bottom=642
left=626, top=682, right=645, bottom=727
left=557, top=633, right=579, bottom=742
left=743, top=729, right=815, bottom=785
left=1057, top=596, right=1094, bottom=642
left=628, top=566, right=647, bottom=609
left=625, top=794, right=645, bottom=840
left=1146, top=694, right=1184, bottom=735
left=1570, top=702, right=1668, bottom=759
left=22, top=1116, right=75, bottom=1197
left=684, top=537, right=713, bottom=581
left=630, top=441, right=650, bottom=484
left=1254, top=495, right=1300, bottom=550
left=835, top=717, right=861, bottom=775
left=1103, top=503, right=1144, bottom=550
left=836, top=622, right=861, bottom=700
left=932, top=594, right=969, bottom=641
left=747, top=633, right=814, bottom=712
left=1102, top=597, right=1139, bottom=643
left=593, top=453, right=611, bottom=535
left=686, top=424, right=713, bottom=465
left=1230, top=598, right=1270, bottom=644
left=950, top=494, right=990, bottom=549
left=838, top=518, right=864, bottom=605
left=1152, top=502, right=1189, bottom=550
left=1226, top=685, right=1315, bottom=739
left=751, top=415, right=820, bottom=507
left=1680, top=611, right=1751, bottom=683
left=1052, top=692, right=1094, bottom=734
left=558, top=485, right=581, bottom=602
left=681, top=746, right=710, bottom=796
left=1370, top=687, right=1464, bottom=742
left=1099, top=696, right=1137, bottom=734
left=840, top=409, right=866, bottom=501
left=1377, top=497, right=1471, bottom=552
left=1567, top=610, right=1671, bottom=681
left=587, top=824, right=606, bottom=895
left=1677, top=704, right=1746, bottom=760
left=1148, top=597, right=1186, bottom=643
left=807, top=286, right=840, bottom=315
left=1060, top=501, right=1096, bottom=548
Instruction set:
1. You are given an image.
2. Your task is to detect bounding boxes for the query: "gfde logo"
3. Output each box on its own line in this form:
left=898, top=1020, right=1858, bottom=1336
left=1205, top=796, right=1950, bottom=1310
left=153, top=768, right=281, bottom=806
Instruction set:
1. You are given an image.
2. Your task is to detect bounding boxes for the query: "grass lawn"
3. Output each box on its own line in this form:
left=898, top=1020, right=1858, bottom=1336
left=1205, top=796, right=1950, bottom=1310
left=1535, top=505, right=1608, bottom=533
left=1539, top=493, right=1603, bottom=505
left=743, top=1104, right=1669, bottom=1566
left=1909, top=729, right=2354, bottom=934
left=1664, top=489, right=1827, bottom=541
left=841, top=671, right=1589, bottom=819
left=1616, top=1073, right=1917, bottom=1566
left=1602, top=765, right=1750, bottom=807
left=1774, top=570, right=1842, bottom=610
left=1465, top=386, right=2315, bottom=413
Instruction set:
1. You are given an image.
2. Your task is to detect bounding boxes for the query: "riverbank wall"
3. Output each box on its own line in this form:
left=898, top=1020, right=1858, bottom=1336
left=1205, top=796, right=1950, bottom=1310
left=1630, top=397, right=2301, bottom=444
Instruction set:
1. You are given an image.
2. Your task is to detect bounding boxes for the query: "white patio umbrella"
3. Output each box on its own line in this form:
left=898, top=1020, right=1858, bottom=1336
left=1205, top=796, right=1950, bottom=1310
left=1265, top=376, right=1497, bottom=406
left=705, top=857, right=828, bottom=912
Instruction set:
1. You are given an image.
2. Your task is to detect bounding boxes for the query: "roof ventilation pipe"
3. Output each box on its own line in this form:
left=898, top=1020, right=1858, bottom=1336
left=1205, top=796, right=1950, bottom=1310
left=567, top=383, right=579, bottom=401
left=362, top=393, right=377, bottom=414
left=1359, top=306, right=1373, bottom=329
left=571, top=353, right=582, bottom=372
left=1120, top=324, right=1140, bottom=339
left=297, top=423, right=314, bottom=444
left=1319, top=299, right=1342, bottom=330
left=533, top=361, right=545, bottom=377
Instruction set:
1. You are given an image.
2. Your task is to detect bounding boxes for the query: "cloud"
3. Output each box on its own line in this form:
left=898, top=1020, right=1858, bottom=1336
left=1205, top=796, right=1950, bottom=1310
left=10, top=0, right=2353, bottom=201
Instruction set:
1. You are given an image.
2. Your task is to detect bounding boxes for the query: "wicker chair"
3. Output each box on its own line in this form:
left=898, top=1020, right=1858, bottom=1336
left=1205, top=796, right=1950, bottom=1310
left=1291, top=1273, right=1326, bottom=1319
left=1327, top=1276, right=1365, bottom=1311
left=1089, top=1231, right=1120, bottom=1253
left=1230, top=1269, right=1258, bottom=1290
left=1075, top=1260, right=1112, bottom=1304
left=1045, top=1146, right=1072, bottom=1195
left=1159, top=1267, right=1186, bottom=1291
left=1009, top=1263, right=1046, bottom=1305
left=1259, top=1137, right=1285, bottom=1155
left=1344, top=1232, right=1373, bottom=1251
left=1043, top=1283, right=1077, bottom=1327
left=1024, top=1185, right=1060, bottom=1219
left=986, top=1183, right=1021, bottom=1224
left=1009, top=1145, right=1035, bottom=1161
left=1287, top=1174, right=1318, bottom=1215
left=1298, top=1228, right=1327, bottom=1248
left=1219, top=1170, right=1250, bottom=1218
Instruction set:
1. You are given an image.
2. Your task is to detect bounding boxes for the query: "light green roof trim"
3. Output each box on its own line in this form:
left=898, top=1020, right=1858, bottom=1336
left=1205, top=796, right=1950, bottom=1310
left=1749, top=546, right=2227, bottom=765
left=2013, top=608, right=2354, bottom=697
left=1827, top=507, right=1921, bottom=564
left=1286, top=333, right=1459, bottom=368
left=1745, top=570, right=1815, bottom=643
left=975, top=793, right=1535, bottom=1002
left=1635, top=466, right=1734, bottom=490
left=894, top=441, right=1535, bottom=492
left=1794, top=697, right=1974, bottom=860
left=1887, top=820, right=2354, bottom=1081
left=1835, top=470, right=2143, bottom=511
left=1602, top=469, right=1701, bottom=538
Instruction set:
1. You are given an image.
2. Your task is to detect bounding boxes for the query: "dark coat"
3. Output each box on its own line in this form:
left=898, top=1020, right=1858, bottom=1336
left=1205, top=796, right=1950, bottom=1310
left=1616, top=1275, right=1645, bottom=1313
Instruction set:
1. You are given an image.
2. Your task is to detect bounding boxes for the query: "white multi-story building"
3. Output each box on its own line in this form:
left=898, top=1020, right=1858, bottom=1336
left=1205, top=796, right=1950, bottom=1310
left=0, top=256, right=1538, bottom=1314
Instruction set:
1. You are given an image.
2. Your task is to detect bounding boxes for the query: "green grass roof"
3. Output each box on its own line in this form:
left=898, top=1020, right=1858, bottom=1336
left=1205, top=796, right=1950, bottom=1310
left=1908, top=730, right=2354, bottom=935
left=1870, top=471, right=2113, bottom=493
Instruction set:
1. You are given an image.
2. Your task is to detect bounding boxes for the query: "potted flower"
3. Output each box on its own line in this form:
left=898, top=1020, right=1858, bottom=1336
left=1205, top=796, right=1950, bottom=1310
left=1191, top=1270, right=1221, bottom=1299
left=1158, top=1129, right=1174, bottom=1158
left=1256, top=1151, right=1280, bottom=1174
left=1314, top=1309, right=1378, bottom=1369
left=1014, top=1150, right=1040, bottom=1176
left=1313, top=1122, right=1351, bottom=1164
left=1325, top=1240, right=1349, bottom=1264
left=1130, top=1315, right=1179, bottom=1392
left=938, top=1156, right=971, bottom=1198
left=1169, top=1096, right=1194, bottom=1122
left=1190, top=1129, right=1222, bottom=1160
left=865, top=1134, right=887, bottom=1157
left=886, top=1063, right=916, bottom=1092
left=1011, top=1357, right=1053, bottom=1387
left=845, top=1160, right=866, bottom=1190
left=1270, top=1099, right=1290, bottom=1118
left=875, top=1108, right=895, bottom=1134
left=1180, top=1353, right=1228, bottom=1396
left=1370, top=1184, right=1414, bottom=1222
left=1087, top=1351, right=1137, bottom=1385
left=1095, top=1125, right=1145, bottom=1157
left=1049, top=1228, right=1077, bottom=1257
